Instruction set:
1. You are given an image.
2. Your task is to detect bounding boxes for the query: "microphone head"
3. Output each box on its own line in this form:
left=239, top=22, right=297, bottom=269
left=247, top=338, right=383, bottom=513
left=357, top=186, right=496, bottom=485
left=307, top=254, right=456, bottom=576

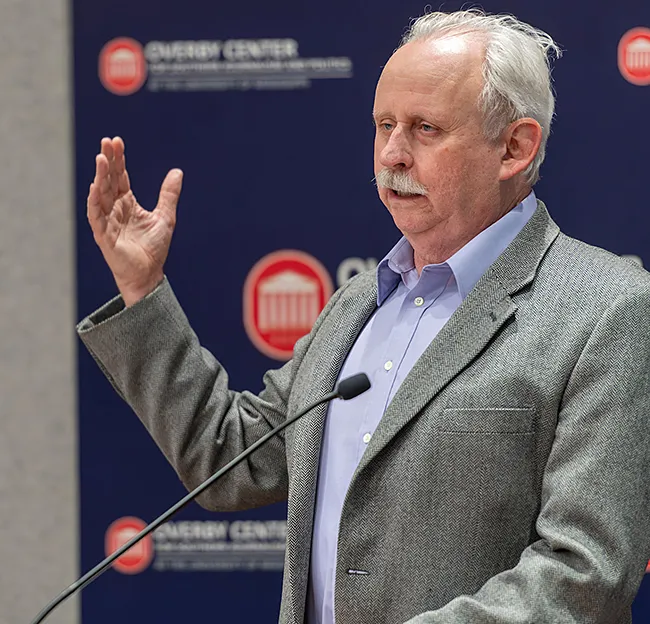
left=336, top=373, right=371, bottom=400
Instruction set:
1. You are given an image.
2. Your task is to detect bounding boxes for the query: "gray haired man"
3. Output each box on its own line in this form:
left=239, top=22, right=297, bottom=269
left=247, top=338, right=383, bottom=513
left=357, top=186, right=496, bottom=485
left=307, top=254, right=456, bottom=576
left=79, top=10, right=650, bottom=623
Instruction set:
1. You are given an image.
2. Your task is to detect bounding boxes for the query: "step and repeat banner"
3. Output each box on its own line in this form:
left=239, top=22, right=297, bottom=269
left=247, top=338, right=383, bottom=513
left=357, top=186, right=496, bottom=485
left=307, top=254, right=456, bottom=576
left=73, top=0, right=650, bottom=622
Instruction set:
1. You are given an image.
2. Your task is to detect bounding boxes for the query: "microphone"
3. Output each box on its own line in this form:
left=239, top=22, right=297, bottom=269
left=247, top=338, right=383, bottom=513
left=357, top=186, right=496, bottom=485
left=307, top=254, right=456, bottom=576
left=336, top=373, right=371, bottom=400
left=30, top=373, right=371, bottom=624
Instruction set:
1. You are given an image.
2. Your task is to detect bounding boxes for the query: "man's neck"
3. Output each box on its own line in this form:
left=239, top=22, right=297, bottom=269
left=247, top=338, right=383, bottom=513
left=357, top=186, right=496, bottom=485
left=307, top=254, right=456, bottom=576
left=412, top=186, right=532, bottom=273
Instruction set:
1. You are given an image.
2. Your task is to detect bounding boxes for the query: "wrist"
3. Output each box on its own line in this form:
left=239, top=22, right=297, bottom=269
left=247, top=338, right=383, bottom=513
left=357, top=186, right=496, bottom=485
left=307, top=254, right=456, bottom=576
left=118, top=274, right=164, bottom=307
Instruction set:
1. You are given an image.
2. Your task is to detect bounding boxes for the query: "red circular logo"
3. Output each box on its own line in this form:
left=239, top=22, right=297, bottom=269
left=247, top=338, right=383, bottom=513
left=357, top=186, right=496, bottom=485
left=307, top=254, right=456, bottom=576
left=618, top=27, right=650, bottom=86
left=243, top=250, right=334, bottom=361
left=105, top=517, right=153, bottom=574
left=99, top=38, right=147, bottom=95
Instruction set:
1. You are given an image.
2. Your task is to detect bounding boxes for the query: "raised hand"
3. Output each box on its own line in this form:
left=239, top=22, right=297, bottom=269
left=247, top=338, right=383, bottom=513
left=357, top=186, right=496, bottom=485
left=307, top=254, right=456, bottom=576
left=87, top=137, right=183, bottom=306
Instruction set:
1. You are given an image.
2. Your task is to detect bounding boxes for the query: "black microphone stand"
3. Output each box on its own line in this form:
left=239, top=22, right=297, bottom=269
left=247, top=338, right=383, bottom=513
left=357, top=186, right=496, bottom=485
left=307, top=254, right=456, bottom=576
left=30, top=373, right=370, bottom=624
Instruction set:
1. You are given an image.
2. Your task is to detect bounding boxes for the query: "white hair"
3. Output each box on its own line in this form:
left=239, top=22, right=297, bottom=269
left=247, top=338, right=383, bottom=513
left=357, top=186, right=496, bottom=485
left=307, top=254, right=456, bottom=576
left=401, top=9, right=562, bottom=185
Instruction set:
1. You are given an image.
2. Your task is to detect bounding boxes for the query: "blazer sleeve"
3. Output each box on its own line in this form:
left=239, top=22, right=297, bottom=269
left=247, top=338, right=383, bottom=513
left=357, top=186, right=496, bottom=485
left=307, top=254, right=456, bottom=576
left=77, top=276, right=348, bottom=512
left=405, top=283, right=650, bottom=623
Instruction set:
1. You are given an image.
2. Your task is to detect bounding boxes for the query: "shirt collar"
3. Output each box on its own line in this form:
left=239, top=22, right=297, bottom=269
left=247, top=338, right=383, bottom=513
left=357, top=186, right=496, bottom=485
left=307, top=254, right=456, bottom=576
left=376, top=191, right=538, bottom=305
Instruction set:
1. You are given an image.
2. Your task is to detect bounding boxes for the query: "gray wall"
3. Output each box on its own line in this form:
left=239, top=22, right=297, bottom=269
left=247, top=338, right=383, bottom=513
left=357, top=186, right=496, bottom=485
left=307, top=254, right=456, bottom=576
left=0, top=0, right=78, bottom=623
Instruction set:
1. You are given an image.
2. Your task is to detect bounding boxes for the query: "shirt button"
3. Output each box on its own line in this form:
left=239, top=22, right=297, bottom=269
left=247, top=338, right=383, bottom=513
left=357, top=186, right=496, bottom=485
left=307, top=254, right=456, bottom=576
left=414, top=296, right=424, bottom=306
left=384, top=360, right=393, bottom=371
left=363, top=433, right=372, bottom=444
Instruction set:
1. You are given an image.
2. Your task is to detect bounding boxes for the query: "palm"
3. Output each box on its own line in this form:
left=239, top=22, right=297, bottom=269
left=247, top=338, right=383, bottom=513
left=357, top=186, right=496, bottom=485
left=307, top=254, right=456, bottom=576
left=107, top=191, right=169, bottom=272
left=87, top=137, right=183, bottom=303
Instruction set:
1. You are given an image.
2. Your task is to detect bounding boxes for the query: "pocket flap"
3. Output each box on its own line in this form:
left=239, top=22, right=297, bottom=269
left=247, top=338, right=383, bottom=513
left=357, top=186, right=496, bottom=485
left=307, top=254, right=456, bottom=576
left=438, top=407, right=535, bottom=434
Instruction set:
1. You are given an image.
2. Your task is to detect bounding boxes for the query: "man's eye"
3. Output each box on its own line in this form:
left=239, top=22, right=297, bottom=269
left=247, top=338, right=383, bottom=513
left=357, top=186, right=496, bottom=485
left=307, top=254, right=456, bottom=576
left=421, top=124, right=436, bottom=132
left=380, top=123, right=393, bottom=131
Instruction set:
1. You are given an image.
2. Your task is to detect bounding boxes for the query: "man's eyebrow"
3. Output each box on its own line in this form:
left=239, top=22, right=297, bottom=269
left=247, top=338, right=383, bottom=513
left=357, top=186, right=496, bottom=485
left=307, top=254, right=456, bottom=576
left=372, top=111, right=442, bottom=126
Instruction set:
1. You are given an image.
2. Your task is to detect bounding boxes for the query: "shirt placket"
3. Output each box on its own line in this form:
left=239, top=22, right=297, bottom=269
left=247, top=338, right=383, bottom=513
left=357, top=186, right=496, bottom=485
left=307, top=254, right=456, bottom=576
left=354, top=284, right=435, bottom=459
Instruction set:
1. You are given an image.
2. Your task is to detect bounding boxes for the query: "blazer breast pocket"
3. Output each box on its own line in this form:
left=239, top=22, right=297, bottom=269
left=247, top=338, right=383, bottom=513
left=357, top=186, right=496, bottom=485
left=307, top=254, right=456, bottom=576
left=433, top=407, right=538, bottom=557
left=437, top=407, right=535, bottom=434
left=431, top=406, right=540, bottom=573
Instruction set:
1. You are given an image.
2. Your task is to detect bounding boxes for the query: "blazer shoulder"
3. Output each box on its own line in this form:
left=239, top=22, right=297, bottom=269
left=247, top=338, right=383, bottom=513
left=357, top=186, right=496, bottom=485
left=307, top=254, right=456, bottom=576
left=544, top=232, right=650, bottom=298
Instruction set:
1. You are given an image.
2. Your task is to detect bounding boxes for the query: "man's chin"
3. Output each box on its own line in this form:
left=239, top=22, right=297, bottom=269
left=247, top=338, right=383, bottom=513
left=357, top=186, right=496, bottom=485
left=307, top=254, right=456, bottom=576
left=388, top=210, right=438, bottom=238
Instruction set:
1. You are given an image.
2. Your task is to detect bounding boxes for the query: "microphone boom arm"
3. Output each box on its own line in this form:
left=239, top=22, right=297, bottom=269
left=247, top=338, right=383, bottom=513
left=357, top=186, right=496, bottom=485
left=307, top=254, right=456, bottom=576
left=30, top=384, right=354, bottom=624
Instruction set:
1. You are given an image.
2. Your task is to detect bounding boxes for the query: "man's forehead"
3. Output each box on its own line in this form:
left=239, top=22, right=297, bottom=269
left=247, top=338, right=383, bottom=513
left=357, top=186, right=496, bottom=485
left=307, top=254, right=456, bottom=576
left=374, top=35, right=485, bottom=114
left=380, top=35, right=485, bottom=84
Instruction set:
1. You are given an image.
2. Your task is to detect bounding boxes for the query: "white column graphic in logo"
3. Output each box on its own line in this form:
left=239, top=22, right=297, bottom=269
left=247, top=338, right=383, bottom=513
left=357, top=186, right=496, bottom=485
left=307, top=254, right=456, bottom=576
left=243, top=250, right=333, bottom=360
left=618, top=28, right=650, bottom=86
left=109, top=49, right=139, bottom=82
left=626, top=38, right=650, bottom=72
left=258, top=270, right=320, bottom=333
left=105, top=516, right=154, bottom=574
left=99, top=38, right=148, bottom=95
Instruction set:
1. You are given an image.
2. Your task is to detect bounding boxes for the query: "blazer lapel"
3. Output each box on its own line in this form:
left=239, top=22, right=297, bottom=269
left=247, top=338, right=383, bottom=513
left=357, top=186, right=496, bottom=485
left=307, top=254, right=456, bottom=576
left=285, top=275, right=378, bottom=624
left=355, top=201, right=560, bottom=476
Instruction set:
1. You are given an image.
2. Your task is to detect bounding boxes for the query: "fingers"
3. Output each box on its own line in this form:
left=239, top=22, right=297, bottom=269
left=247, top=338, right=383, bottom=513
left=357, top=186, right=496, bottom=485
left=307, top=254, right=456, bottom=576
left=88, top=136, right=131, bottom=243
left=112, top=136, right=131, bottom=195
left=100, top=137, right=113, bottom=161
left=87, top=181, right=107, bottom=238
left=93, top=152, right=113, bottom=216
left=86, top=181, right=103, bottom=219
left=155, top=169, right=184, bottom=226
left=101, top=137, right=119, bottom=198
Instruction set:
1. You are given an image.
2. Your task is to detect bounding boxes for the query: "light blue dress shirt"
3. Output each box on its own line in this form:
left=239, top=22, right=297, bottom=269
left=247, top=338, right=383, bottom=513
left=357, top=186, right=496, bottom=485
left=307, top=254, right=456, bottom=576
left=307, top=192, right=538, bottom=624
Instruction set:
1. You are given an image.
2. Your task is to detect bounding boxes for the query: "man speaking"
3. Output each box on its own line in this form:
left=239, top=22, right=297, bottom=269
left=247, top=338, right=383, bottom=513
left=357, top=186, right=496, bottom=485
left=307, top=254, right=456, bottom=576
left=78, top=9, right=650, bottom=624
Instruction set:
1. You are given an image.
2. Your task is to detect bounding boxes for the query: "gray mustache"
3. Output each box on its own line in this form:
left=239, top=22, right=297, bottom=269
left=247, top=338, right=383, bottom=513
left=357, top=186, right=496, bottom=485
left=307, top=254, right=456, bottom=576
left=375, top=169, right=428, bottom=195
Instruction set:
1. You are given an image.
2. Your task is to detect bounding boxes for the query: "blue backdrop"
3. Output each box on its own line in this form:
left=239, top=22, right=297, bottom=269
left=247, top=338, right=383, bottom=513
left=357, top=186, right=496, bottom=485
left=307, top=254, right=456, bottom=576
left=73, top=1, right=650, bottom=621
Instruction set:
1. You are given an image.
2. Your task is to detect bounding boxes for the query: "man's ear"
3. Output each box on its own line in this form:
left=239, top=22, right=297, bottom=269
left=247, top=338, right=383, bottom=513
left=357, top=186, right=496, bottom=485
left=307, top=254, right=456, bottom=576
left=498, top=118, right=543, bottom=181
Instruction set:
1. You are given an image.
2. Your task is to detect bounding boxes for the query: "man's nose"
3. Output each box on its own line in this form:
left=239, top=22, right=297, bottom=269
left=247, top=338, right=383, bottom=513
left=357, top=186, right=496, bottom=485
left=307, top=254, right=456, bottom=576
left=379, top=126, right=413, bottom=169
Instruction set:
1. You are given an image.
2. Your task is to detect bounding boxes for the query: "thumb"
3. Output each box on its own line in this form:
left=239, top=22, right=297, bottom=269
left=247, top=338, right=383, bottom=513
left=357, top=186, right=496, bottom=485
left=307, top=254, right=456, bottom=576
left=155, top=168, right=184, bottom=224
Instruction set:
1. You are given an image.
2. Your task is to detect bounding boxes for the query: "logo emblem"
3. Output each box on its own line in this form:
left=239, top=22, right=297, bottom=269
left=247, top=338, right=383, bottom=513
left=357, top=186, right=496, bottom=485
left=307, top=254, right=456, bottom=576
left=618, top=27, right=650, bottom=86
left=244, top=250, right=333, bottom=360
left=105, top=517, right=153, bottom=574
left=99, top=38, right=148, bottom=95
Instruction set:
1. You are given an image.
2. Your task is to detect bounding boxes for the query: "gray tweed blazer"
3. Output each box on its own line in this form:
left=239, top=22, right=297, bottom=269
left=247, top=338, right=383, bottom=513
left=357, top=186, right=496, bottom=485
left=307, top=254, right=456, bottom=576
left=78, top=202, right=650, bottom=623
